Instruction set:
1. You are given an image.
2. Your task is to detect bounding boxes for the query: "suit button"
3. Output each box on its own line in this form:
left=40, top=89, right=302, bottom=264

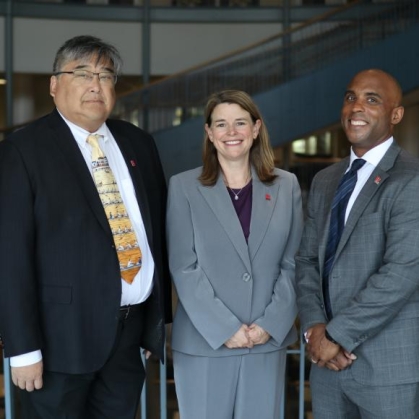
left=111, top=245, right=115, bottom=249
left=242, top=273, right=251, bottom=282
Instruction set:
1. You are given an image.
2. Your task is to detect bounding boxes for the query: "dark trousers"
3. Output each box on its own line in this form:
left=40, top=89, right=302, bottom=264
left=21, top=305, right=146, bottom=419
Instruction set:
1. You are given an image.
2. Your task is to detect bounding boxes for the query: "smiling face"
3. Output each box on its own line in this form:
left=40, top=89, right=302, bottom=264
left=50, top=57, right=116, bottom=133
left=341, top=69, right=404, bottom=157
left=205, top=103, right=261, bottom=165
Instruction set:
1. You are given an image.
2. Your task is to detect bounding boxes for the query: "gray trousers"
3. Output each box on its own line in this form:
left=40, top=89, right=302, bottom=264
left=173, top=349, right=286, bottom=419
left=310, top=365, right=419, bottom=419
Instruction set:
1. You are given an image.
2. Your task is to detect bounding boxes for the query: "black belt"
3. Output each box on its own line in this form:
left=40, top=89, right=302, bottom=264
left=119, top=302, right=145, bottom=320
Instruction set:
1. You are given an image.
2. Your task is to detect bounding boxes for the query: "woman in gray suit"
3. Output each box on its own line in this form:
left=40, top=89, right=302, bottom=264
left=166, top=90, right=303, bottom=419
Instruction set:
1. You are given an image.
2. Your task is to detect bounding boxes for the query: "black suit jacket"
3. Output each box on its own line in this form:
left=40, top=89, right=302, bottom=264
left=0, top=109, right=171, bottom=374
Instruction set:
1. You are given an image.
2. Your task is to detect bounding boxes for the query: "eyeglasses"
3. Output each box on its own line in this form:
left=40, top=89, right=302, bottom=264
left=54, top=70, right=117, bottom=85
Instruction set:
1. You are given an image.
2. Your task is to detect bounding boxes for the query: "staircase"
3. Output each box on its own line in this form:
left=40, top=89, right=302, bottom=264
left=113, top=0, right=419, bottom=178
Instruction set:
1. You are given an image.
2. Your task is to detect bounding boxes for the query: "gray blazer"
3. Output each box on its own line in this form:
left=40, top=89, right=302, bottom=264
left=167, top=167, right=303, bottom=357
left=296, top=142, right=419, bottom=385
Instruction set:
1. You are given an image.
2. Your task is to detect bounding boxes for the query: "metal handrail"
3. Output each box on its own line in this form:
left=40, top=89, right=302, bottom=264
left=113, top=0, right=418, bottom=133
left=2, top=337, right=306, bottom=419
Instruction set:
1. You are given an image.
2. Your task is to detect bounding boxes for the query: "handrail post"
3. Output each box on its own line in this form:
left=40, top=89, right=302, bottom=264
left=3, top=356, right=15, bottom=419
left=140, top=352, right=147, bottom=419
left=299, top=334, right=306, bottom=419
left=5, top=0, right=14, bottom=126
left=159, top=337, right=167, bottom=419
left=142, top=0, right=151, bottom=132
left=282, top=0, right=291, bottom=82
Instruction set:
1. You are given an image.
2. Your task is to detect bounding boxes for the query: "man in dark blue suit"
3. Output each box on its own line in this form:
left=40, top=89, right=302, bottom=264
left=0, top=35, right=171, bottom=419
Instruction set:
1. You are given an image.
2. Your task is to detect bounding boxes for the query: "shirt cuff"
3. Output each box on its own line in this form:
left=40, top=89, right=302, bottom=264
left=10, top=350, right=42, bottom=367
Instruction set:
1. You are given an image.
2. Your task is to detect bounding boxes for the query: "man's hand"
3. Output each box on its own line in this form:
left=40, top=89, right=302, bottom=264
left=11, top=360, right=43, bottom=392
left=306, top=324, right=340, bottom=367
left=325, top=349, right=357, bottom=371
left=248, top=324, right=270, bottom=345
left=225, top=324, right=253, bottom=349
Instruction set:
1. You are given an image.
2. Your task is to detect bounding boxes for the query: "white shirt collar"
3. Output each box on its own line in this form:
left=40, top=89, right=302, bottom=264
left=350, top=137, right=394, bottom=168
left=57, top=110, right=108, bottom=148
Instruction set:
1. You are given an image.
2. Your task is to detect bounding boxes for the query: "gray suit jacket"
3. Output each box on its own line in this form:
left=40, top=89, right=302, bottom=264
left=167, top=167, right=303, bottom=357
left=296, top=142, right=419, bottom=385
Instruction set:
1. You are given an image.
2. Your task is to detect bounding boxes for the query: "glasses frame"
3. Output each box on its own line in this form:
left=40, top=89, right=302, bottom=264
left=54, top=69, right=118, bottom=85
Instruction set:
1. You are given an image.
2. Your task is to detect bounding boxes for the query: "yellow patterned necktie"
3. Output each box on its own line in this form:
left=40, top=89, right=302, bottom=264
left=87, top=134, right=142, bottom=284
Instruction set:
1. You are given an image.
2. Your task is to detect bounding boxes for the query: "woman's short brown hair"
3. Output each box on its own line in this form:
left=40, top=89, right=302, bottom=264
left=199, top=90, right=277, bottom=186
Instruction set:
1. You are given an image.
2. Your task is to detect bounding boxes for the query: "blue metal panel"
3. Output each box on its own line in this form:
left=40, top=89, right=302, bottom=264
left=154, top=23, right=419, bottom=179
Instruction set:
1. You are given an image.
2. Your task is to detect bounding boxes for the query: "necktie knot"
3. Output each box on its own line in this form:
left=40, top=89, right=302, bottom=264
left=86, top=133, right=100, bottom=146
left=87, top=134, right=105, bottom=160
left=349, top=158, right=366, bottom=174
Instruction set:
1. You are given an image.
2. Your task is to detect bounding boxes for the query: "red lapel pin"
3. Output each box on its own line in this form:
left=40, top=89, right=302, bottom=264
left=265, top=194, right=271, bottom=201
left=374, top=176, right=381, bottom=185
left=130, top=160, right=136, bottom=167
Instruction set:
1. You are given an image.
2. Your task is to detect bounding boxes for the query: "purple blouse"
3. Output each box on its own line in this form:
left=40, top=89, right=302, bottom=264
left=227, top=181, right=252, bottom=242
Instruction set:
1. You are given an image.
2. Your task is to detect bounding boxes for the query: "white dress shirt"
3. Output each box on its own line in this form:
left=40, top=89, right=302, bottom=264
left=345, top=137, right=393, bottom=222
left=11, top=114, right=154, bottom=367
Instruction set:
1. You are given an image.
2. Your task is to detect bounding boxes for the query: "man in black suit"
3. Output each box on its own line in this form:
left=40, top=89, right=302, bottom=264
left=0, top=35, right=171, bottom=419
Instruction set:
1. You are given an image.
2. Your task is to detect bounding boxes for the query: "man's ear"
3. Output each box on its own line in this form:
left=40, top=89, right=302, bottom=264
left=50, top=75, right=57, bottom=98
left=391, top=106, right=404, bottom=125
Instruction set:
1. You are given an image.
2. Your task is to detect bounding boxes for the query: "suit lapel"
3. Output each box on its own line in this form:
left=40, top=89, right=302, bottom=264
left=247, top=169, right=278, bottom=261
left=112, top=132, right=154, bottom=249
left=335, top=143, right=400, bottom=260
left=48, top=110, right=113, bottom=239
left=199, top=174, right=251, bottom=272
